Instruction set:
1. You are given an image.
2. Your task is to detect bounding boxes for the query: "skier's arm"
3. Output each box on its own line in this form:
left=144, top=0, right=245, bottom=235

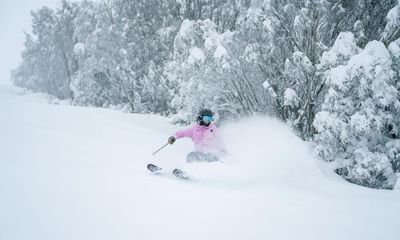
left=168, top=126, right=194, bottom=144
left=175, top=126, right=194, bottom=139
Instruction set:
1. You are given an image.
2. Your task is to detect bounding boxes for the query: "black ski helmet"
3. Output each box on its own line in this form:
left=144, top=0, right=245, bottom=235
left=198, top=108, right=213, bottom=117
left=197, top=108, right=214, bottom=126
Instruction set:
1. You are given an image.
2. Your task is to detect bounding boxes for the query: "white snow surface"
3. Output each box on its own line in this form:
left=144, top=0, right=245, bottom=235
left=0, top=84, right=399, bottom=240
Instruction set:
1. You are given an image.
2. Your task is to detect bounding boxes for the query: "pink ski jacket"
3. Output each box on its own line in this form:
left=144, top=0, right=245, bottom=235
left=175, top=123, right=225, bottom=154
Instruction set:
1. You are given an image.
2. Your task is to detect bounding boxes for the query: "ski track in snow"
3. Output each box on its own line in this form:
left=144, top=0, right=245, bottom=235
left=0, top=83, right=399, bottom=240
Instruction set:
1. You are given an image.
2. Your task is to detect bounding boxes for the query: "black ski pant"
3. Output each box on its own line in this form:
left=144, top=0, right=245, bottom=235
left=186, top=151, right=220, bottom=163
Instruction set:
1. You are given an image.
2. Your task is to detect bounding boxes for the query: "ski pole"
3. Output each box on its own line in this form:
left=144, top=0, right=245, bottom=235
left=152, top=142, right=170, bottom=155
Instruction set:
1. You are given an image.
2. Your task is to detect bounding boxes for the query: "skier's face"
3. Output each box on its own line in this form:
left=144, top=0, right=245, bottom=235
left=197, top=115, right=213, bottom=127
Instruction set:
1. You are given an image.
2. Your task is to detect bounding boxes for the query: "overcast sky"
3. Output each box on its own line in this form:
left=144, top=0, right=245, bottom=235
left=0, top=0, right=64, bottom=84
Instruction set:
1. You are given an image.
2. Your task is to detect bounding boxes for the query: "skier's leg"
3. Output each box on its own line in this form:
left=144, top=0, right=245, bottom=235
left=186, top=151, right=203, bottom=162
left=187, top=152, right=219, bottom=162
left=203, top=153, right=220, bottom=162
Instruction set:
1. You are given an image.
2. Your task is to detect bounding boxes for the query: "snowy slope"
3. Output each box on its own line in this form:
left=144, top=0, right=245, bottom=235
left=0, top=83, right=399, bottom=240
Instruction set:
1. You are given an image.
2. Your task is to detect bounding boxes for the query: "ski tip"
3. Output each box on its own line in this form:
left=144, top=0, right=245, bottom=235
left=172, top=168, right=190, bottom=180
left=147, top=163, right=162, bottom=173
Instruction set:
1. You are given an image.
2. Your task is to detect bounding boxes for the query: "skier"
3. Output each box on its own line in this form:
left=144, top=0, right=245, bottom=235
left=167, top=109, right=227, bottom=162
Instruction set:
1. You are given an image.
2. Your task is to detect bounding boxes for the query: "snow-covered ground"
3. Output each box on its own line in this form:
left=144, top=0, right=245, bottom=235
left=0, top=83, right=399, bottom=240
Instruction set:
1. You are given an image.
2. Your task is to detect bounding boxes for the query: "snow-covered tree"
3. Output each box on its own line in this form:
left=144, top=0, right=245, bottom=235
left=382, top=0, right=400, bottom=45
left=13, top=1, right=78, bottom=99
left=168, top=19, right=238, bottom=122
left=70, top=1, right=114, bottom=107
left=70, top=0, right=180, bottom=112
left=314, top=35, right=400, bottom=189
left=321, top=0, right=397, bottom=47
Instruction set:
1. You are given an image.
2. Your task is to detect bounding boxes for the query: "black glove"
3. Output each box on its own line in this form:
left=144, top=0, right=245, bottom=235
left=168, top=136, right=176, bottom=144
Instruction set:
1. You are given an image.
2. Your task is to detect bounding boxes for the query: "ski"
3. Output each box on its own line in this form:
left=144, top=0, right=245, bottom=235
left=172, top=168, right=190, bottom=180
left=147, top=164, right=190, bottom=180
left=147, top=163, right=162, bottom=173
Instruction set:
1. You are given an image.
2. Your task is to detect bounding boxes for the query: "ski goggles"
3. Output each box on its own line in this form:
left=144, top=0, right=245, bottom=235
left=201, top=115, right=214, bottom=123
